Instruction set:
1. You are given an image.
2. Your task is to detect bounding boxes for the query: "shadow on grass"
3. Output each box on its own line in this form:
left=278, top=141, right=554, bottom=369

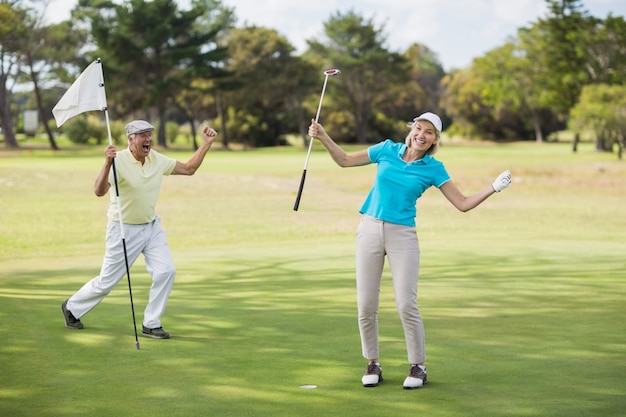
left=1, top=250, right=625, bottom=417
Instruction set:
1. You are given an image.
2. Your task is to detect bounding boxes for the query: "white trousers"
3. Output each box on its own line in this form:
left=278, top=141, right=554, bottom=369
left=355, top=215, right=425, bottom=364
left=67, top=217, right=176, bottom=329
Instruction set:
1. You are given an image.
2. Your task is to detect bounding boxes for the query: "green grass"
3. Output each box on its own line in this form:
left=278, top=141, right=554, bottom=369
left=1, top=140, right=625, bottom=417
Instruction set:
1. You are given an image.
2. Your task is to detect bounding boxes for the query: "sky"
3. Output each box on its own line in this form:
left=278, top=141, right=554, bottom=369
left=42, top=0, right=626, bottom=71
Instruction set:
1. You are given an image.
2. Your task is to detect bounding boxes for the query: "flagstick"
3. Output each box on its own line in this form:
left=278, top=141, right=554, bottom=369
left=53, top=58, right=141, bottom=349
left=100, top=62, right=140, bottom=351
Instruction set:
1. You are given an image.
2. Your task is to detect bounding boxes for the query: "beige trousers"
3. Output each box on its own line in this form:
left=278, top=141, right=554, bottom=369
left=355, top=215, right=425, bottom=364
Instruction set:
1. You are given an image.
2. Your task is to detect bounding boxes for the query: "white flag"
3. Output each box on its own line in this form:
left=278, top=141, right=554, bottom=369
left=52, top=60, right=108, bottom=127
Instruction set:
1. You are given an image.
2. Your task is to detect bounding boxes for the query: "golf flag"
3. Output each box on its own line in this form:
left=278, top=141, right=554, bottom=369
left=52, top=59, right=107, bottom=127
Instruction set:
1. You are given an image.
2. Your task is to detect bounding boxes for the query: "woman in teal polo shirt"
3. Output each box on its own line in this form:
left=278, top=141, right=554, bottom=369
left=308, top=112, right=511, bottom=389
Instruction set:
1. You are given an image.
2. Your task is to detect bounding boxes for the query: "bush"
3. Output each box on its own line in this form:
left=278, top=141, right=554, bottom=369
left=57, top=115, right=128, bottom=145
left=166, top=122, right=180, bottom=144
left=60, top=115, right=102, bottom=144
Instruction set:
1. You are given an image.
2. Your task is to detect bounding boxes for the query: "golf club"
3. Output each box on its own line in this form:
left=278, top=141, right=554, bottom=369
left=100, top=59, right=140, bottom=350
left=293, top=68, right=341, bottom=211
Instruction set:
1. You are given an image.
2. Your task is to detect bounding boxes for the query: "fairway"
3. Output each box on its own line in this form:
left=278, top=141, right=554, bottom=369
left=1, top=141, right=625, bottom=417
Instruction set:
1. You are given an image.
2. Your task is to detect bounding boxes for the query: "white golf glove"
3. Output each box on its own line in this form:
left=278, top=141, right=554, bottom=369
left=492, top=170, right=511, bottom=192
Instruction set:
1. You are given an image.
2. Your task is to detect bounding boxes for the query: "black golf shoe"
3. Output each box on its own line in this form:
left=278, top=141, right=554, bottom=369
left=61, top=299, right=83, bottom=329
left=142, top=326, right=170, bottom=339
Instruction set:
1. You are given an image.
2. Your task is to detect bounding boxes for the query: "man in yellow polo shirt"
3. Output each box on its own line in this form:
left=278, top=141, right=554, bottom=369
left=61, top=120, right=217, bottom=339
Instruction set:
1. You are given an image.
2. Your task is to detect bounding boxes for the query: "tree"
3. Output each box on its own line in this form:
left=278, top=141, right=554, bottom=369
left=584, top=14, right=626, bottom=85
left=513, top=1, right=626, bottom=140
left=222, top=26, right=317, bottom=147
left=18, top=13, right=87, bottom=150
left=0, top=1, right=21, bottom=148
left=364, top=43, right=446, bottom=140
left=569, top=84, right=626, bottom=157
left=444, top=0, right=619, bottom=142
left=473, top=40, right=559, bottom=142
left=440, top=67, right=498, bottom=139
left=0, top=0, right=91, bottom=150
left=76, top=0, right=230, bottom=147
left=172, top=0, right=236, bottom=149
left=525, top=0, right=595, bottom=117
left=306, top=10, right=411, bottom=144
left=403, top=43, right=445, bottom=113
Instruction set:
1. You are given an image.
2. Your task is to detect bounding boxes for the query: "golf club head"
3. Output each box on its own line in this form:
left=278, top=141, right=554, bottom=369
left=324, top=69, right=341, bottom=76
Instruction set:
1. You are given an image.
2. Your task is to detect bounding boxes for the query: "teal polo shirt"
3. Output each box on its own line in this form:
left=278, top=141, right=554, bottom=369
left=359, top=139, right=450, bottom=227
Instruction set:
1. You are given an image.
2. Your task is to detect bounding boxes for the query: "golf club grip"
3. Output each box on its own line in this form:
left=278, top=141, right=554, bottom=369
left=293, top=169, right=307, bottom=211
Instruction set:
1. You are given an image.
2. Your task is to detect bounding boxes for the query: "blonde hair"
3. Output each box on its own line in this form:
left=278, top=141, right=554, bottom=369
left=404, top=120, right=441, bottom=155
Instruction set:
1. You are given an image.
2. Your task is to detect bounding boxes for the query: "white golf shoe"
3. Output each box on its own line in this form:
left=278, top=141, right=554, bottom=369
left=361, top=362, right=383, bottom=387
left=403, top=364, right=427, bottom=389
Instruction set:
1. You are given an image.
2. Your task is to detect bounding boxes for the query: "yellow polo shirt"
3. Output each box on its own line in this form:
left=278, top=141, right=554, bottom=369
left=107, top=148, right=177, bottom=224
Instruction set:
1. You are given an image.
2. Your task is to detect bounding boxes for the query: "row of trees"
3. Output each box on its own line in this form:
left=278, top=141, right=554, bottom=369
left=444, top=0, right=626, bottom=153
left=1, top=0, right=625, bottom=156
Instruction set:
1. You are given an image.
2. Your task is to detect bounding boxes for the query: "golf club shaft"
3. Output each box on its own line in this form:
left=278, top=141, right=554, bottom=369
left=121, top=237, right=140, bottom=350
left=293, top=74, right=330, bottom=211
left=106, top=109, right=140, bottom=349
left=110, top=157, right=141, bottom=350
